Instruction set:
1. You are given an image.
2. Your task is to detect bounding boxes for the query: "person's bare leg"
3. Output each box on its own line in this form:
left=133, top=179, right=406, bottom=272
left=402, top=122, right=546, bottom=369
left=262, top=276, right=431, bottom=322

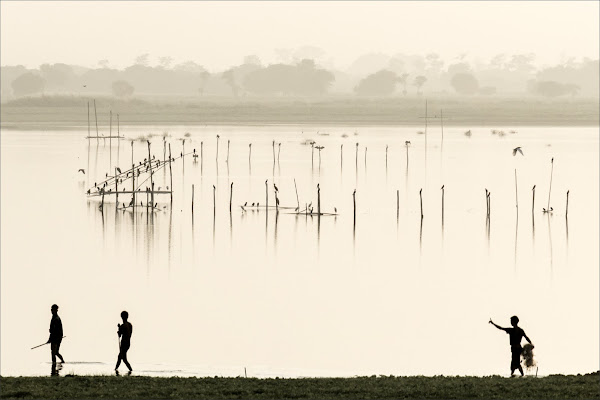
left=115, top=354, right=122, bottom=370
left=518, top=366, right=524, bottom=376
left=122, top=353, right=132, bottom=371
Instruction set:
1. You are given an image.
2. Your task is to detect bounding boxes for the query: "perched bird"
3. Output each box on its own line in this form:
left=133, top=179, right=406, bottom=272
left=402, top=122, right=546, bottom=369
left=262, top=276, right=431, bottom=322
left=116, top=167, right=122, bottom=174
left=251, top=203, right=255, bottom=207
left=276, top=198, right=280, bottom=206
left=274, top=184, right=279, bottom=192
left=78, top=169, right=85, bottom=174
left=334, top=207, right=337, bottom=213
left=86, top=189, right=90, bottom=194
left=405, top=141, right=411, bottom=146
left=244, top=202, right=247, bottom=206
left=241, top=205, right=246, bottom=211
left=441, top=185, right=444, bottom=190
left=257, top=202, right=259, bottom=207
left=512, top=147, right=524, bottom=156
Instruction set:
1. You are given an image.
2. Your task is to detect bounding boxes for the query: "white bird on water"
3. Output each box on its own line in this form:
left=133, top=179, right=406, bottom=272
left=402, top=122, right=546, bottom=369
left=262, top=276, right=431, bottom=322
left=512, top=147, right=524, bottom=156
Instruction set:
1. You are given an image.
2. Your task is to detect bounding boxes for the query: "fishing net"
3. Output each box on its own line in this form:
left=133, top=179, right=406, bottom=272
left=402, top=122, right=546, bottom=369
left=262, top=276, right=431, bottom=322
left=521, top=343, right=536, bottom=369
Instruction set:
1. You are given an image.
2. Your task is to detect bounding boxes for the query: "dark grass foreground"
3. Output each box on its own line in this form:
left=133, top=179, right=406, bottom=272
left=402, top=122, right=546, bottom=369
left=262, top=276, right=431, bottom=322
left=1, top=373, right=598, bottom=400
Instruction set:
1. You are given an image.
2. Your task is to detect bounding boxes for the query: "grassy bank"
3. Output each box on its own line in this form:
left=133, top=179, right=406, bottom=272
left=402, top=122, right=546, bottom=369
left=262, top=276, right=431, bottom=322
left=1, top=96, right=598, bottom=129
left=1, top=373, right=598, bottom=399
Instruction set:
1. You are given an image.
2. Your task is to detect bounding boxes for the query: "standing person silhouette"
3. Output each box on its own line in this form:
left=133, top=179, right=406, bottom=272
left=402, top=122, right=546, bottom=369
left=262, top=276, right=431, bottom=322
left=47, top=304, right=65, bottom=364
left=490, top=316, right=533, bottom=377
left=115, top=311, right=133, bottom=373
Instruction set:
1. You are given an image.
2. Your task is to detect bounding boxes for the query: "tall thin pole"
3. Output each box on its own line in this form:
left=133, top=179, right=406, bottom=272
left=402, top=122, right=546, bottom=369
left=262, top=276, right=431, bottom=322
left=229, top=182, right=233, bottom=213
left=317, top=184, right=321, bottom=216
left=532, top=185, right=536, bottom=216
left=547, top=157, right=554, bottom=210
left=87, top=101, right=90, bottom=138
left=353, top=189, right=356, bottom=223
left=227, top=140, right=230, bottom=163
left=419, top=188, right=423, bottom=219
left=168, top=144, right=173, bottom=203
left=396, top=189, right=399, bottom=217
left=148, top=141, right=154, bottom=209
left=441, top=185, right=445, bottom=221
left=565, top=190, right=569, bottom=217
left=93, top=99, right=99, bottom=140
left=294, top=178, right=300, bottom=211
left=131, top=141, right=135, bottom=211
left=216, top=135, right=220, bottom=161
left=385, top=145, right=388, bottom=168
left=109, top=111, right=112, bottom=170
left=192, top=184, right=195, bottom=213
left=265, top=180, right=268, bottom=211
left=440, top=109, right=444, bottom=147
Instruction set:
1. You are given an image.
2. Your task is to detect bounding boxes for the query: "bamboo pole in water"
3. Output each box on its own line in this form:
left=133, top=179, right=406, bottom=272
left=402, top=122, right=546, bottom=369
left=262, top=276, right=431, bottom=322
left=148, top=141, right=154, bottom=209
left=386, top=145, right=388, bottom=168
left=227, top=140, right=230, bottom=163
left=441, top=185, right=445, bottom=220
left=397, top=189, right=399, bottom=217
left=278, top=143, right=281, bottom=164
left=317, top=184, right=321, bottom=216
left=265, top=180, right=268, bottom=211
left=248, top=143, right=252, bottom=165
left=169, top=144, right=173, bottom=203
left=192, top=184, right=194, bottom=213
left=566, top=190, right=569, bottom=217
left=101, top=189, right=105, bottom=212
left=163, top=137, right=166, bottom=164
left=230, top=182, right=233, bottom=213
left=340, top=144, right=343, bottom=166
left=532, top=185, right=536, bottom=216
left=216, top=135, right=220, bottom=161
left=109, top=111, right=112, bottom=168
left=87, top=101, right=90, bottom=138
left=131, top=141, right=135, bottom=211
left=485, top=189, right=489, bottom=216
left=213, top=185, right=216, bottom=215
left=419, top=188, right=423, bottom=219
left=94, top=99, right=99, bottom=140
left=547, top=157, right=554, bottom=210
left=293, top=178, right=300, bottom=211
left=353, top=189, right=356, bottom=221
left=115, top=167, right=119, bottom=205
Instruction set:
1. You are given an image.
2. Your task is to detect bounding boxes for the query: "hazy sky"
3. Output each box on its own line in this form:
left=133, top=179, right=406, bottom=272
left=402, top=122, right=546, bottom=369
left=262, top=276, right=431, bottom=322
left=1, top=1, right=598, bottom=71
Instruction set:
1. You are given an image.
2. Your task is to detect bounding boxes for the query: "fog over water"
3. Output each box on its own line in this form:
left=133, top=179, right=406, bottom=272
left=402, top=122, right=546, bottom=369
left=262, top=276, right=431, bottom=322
left=1, top=125, right=597, bottom=377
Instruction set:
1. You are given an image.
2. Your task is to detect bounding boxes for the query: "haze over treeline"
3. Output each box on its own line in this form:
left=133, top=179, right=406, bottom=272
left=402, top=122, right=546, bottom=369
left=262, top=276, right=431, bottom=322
left=2, top=51, right=598, bottom=100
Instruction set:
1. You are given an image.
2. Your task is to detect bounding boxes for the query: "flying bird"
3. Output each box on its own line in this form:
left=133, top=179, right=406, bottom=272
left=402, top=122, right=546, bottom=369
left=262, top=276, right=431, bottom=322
left=512, top=147, right=524, bottom=156
left=78, top=169, right=85, bottom=174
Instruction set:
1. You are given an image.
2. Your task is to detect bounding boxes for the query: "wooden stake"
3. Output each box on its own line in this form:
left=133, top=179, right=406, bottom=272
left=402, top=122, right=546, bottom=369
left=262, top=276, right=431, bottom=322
left=311, top=142, right=315, bottom=167
left=148, top=141, right=154, bottom=209
left=265, top=179, right=268, bottom=211
left=278, top=143, right=281, bottom=164
left=131, top=141, right=135, bottom=211
left=115, top=167, right=119, bottom=205
left=353, top=189, right=356, bottom=222
left=230, top=182, right=233, bottom=213
left=87, top=101, right=90, bottom=138
left=355, top=143, right=358, bottom=167
left=532, top=185, right=536, bottom=216
left=385, top=145, right=388, bottom=168
left=397, top=189, right=399, bottom=216
left=213, top=185, right=216, bottom=215
left=340, top=144, right=343, bottom=166
left=566, top=190, right=569, bottom=217
left=441, top=185, right=445, bottom=220
left=169, top=144, right=173, bottom=203
left=248, top=143, right=252, bottom=165
left=216, top=135, right=220, bottom=161
left=294, top=178, right=300, bottom=211
left=364, top=146, right=367, bottom=168
left=317, top=184, right=321, bottom=216
left=101, top=189, right=105, bottom=212
left=192, top=184, right=195, bottom=213
left=419, top=188, right=423, bottom=219
left=94, top=99, right=99, bottom=140
left=227, top=140, right=230, bottom=163
left=547, top=157, right=554, bottom=210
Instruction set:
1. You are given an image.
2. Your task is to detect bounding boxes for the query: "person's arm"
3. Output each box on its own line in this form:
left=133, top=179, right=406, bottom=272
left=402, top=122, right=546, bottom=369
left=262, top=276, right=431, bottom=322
left=524, top=332, right=533, bottom=345
left=47, top=318, right=54, bottom=343
left=117, top=323, right=122, bottom=337
left=489, top=319, right=508, bottom=331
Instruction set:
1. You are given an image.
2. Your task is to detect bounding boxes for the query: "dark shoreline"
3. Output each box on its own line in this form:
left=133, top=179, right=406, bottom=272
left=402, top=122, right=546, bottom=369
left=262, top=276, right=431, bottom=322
left=1, top=373, right=598, bottom=399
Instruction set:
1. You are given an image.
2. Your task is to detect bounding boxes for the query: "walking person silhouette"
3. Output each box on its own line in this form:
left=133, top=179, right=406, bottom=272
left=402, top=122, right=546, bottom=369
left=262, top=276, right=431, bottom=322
left=47, top=304, right=65, bottom=365
left=115, top=311, right=133, bottom=374
left=490, top=316, right=533, bottom=377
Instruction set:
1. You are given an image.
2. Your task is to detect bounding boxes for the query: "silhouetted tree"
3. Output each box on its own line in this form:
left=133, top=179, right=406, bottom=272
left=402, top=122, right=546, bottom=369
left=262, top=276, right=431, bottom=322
left=450, top=72, right=479, bottom=95
left=222, top=68, right=240, bottom=97
left=354, top=70, right=397, bottom=96
left=397, top=73, right=409, bottom=95
left=40, top=63, right=76, bottom=90
left=11, top=72, right=45, bottom=96
left=112, top=80, right=135, bottom=98
left=413, top=75, right=427, bottom=95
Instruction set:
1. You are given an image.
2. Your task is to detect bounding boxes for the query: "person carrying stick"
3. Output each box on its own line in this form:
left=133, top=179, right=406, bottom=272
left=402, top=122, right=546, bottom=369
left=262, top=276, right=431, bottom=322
left=489, top=316, right=533, bottom=377
left=115, top=311, right=133, bottom=373
left=47, top=304, right=65, bottom=364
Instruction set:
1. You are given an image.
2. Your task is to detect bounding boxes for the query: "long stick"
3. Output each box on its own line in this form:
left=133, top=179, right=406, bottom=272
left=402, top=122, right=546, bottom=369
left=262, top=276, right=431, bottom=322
left=397, top=189, right=399, bottom=217
left=265, top=180, right=268, bottom=211
left=94, top=99, right=99, bottom=140
left=317, top=184, right=321, bottom=216
left=441, top=185, right=445, bottom=220
left=132, top=141, right=135, bottom=211
left=353, top=189, right=356, bottom=222
left=419, top=188, right=423, bottom=219
left=294, top=178, right=300, bottom=211
left=385, top=145, right=388, bottom=168
left=547, top=157, right=554, bottom=210
left=230, top=182, right=233, bottom=213
left=31, top=336, right=66, bottom=350
left=148, top=141, right=154, bottom=209
left=87, top=101, right=90, bottom=138
left=192, top=184, right=194, bottom=213
left=169, top=144, right=173, bottom=203
left=213, top=185, right=216, bottom=215
left=566, top=190, right=569, bottom=217
left=532, top=185, right=536, bottom=216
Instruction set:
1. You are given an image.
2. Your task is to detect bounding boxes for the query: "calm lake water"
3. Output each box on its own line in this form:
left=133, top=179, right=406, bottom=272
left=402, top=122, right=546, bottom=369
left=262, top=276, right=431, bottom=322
left=1, top=125, right=598, bottom=377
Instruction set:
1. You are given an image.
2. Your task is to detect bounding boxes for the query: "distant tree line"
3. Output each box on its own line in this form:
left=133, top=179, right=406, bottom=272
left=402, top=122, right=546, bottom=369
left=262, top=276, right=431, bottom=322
left=1, top=54, right=598, bottom=100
